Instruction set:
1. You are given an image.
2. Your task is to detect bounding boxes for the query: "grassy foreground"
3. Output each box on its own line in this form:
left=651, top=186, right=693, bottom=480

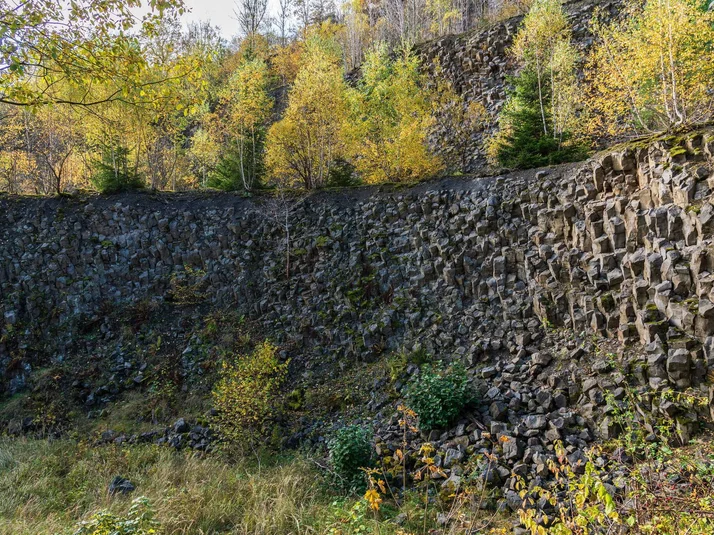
left=5, top=434, right=714, bottom=535
left=2, top=438, right=496, bottom=535
left=0, top=439, right=331, bottom=535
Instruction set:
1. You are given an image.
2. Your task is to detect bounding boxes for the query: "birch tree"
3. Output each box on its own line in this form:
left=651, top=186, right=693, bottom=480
left=587, top=0, right=714, bottom=135
left=265, top=32, right=348, bottom=189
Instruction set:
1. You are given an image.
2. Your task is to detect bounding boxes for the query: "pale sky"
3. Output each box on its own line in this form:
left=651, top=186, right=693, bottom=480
left=180, top=0, right=283, bottom=40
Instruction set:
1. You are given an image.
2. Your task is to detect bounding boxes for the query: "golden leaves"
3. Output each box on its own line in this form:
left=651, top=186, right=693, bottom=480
left=344, top=44, right=444, bottom=184
left=266, top=35, right=349, bottom=190
left=211, top=340, right=289, bottom=448
left=587, top=0, right=714, bottom=134
left=364, top=488, right=382, bottom=511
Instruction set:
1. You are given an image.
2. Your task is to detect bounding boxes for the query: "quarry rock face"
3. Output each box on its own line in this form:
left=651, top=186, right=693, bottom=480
left=1, top=132, right=713, bottom=403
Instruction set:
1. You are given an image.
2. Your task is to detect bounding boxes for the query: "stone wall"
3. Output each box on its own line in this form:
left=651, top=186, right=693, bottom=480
left=418, top=0, right=621, bottom=172
left=2, top=130, right=714, bottom=403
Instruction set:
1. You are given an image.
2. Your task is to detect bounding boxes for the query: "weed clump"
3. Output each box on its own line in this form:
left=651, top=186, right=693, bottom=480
left=328, top=425, right=373, bottom=491
left=405, top=361, right=473, bottom=431
left=73, top=496, right=159, bottom=535
left=212, top=340, right=288, bottom=452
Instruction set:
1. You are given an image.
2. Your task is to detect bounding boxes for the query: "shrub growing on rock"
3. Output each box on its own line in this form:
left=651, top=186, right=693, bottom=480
left=588, top=0, right=714, bottom=136
left=328, top=425, right=373, bottom=490
left=405, top=362, right=472, bottom=431
left=212, top=340, right=289, bottom=451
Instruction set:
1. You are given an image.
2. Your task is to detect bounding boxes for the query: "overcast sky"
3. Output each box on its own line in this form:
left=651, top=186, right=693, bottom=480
left=180, top=0, right=283, bottom=40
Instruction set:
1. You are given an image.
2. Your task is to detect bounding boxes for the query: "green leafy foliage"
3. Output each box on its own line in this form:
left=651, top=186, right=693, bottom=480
left=491, top=71, right=587, bottom=169
left=345, top=43, right=443, bottom=184
left=404, top=362, right=472, bottom=431
left=326, top=158, right=360, bottom=188
left=488, top=0, right=588, bottom=170
left=212, top=341, right=289, bottom=451
left=72, top=496, right=160, bottom=535
left=207, top=58, right=272, bottom=191
left=0, top=0, right=186, bottom=107
left=207, top=135, right=266, bottom=192
left=328, top=425, right=374, bottom=491
left=587, top=0, right=714, bottom=135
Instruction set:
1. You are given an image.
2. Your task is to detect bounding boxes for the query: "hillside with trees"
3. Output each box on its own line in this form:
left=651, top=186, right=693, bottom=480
left=3, top=1, right=714, bottom=534
left=0, top=0, right=710, bottom=196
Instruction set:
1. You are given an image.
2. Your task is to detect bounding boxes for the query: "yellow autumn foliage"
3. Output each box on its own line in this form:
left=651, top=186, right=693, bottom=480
left=212, top=340, right=289, bottom=449
left=265, top=30, right=349, bottom=190
left=345, top=43, right=443, bottom=184
left=587, top=0, right=714, bottom=135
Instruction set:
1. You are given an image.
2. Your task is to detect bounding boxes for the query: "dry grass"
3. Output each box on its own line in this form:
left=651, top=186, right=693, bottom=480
left=0, top=438, right=326, bottom=535
left=0, top=438, right=512, bottom=535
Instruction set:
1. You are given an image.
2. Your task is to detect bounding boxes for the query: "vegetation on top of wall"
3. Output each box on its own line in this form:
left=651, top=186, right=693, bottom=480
left=587, top=0, right=714, bottom=137
left=487, top=0, right=587, bottom=169
left=2, top=0, right=713, bottom=194
left=487, top=0, right=714, bottom=171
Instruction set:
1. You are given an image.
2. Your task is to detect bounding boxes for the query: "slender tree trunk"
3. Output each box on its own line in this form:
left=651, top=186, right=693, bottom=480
left=659, top=51, right=672, bottom=126
left=665, top=2, right=683, bottom=124
left=536, top=57, right=548, bottom=136
left=239, top=135, right=247, bottom=190
left=550, top=64, right=557, bottom=143
left=251, top=125, right=257, bottom=190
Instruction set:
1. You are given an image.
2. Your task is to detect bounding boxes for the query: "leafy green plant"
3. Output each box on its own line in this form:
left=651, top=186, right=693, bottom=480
left=212, top=340, right=289, bottom=451
left=208, top=136, right=266, bottom=192
left=326, top=157, right=360, bottom=187
left=517, top=445, right=621, bottom=535
left=489, top=71, right=587, bottom=170
left=328, top=425, right=374, bottom=491
left=386, top=347, right=430, bottom=384
left=404, top=362, right=472, bottom=431
left=72, top=496, right=160, bottom=535
left=167, top=266, right=207, bottom=305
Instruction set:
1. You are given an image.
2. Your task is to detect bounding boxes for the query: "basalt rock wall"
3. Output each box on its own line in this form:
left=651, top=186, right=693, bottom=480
left=2, top=131, right=714, bottom=403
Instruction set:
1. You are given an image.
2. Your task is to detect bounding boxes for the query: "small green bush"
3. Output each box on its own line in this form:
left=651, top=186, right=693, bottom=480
left=207, top=136, right=266, bottom=192
left=212, top=340, right=288, bottom=451
left=326, top=158, right=360, bottom=188
left=72, top=496, right=159, bottom=535
left=489, top=70, right=587, bottom=170
left=328, top=425, right=373, bottom=491
left=405, top=362, right=472, bottom=431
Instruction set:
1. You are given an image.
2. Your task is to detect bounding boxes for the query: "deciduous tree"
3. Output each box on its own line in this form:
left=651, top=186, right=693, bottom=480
left=587, top=0, right=714, bottom=135
left=209, top=58, right=273, bottom=191
left=265, top=30, right=348, bottom=189
left=0, top=0, right=186, bottom=107
left=345, top=44, right=443, bottom=183
left=235, top=0, right=269, bottom=55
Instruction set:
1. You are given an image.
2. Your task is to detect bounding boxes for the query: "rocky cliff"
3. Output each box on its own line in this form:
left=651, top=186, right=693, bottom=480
left=4, top=130, right=714, bottom=514
left=2, top=130, right=714, bottom=407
